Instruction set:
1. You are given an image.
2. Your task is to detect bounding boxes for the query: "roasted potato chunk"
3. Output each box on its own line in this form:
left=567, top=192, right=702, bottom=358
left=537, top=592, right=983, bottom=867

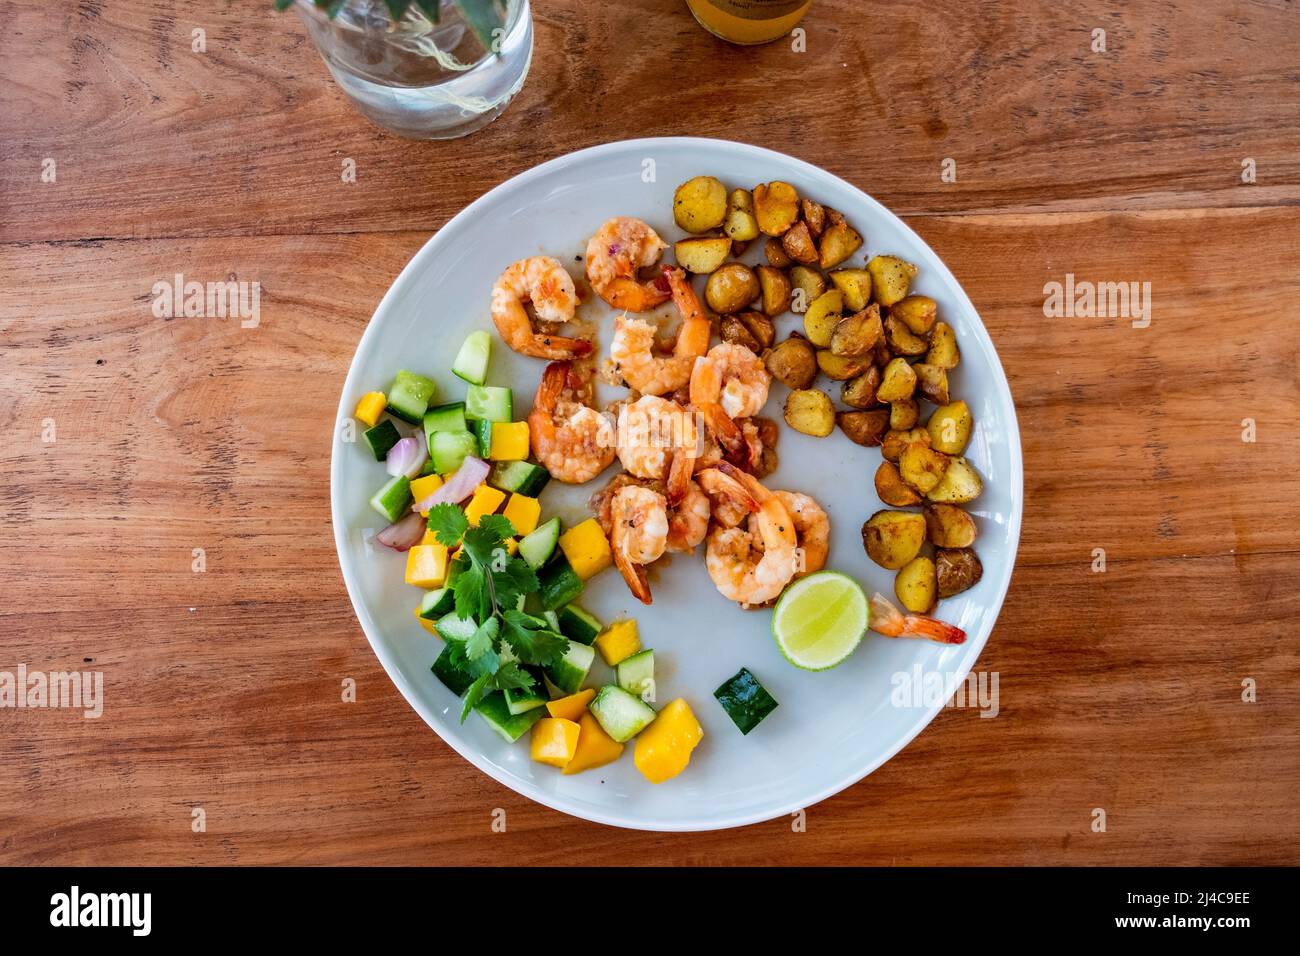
left=674, top=176, right=728, bottom=233
left=753, top=181, right=800, bottom=236
left=674, top=236, right=732, bottom=274
left=751, top=416, right=780, bottom=478
left=802, top=289, right=843, bottom=347
left=925, top=456, right=983, bottom=503
left=756, top=265, right=792, bottom=316
left=870, top=338, right=893, bottom=369
left=926, top=400, right=972, bottom=454
left=875, top=460, right=922, bottom=506
left=881, top=427, right=930, bottom=463
left=705, top=263, right=760, bottom=314
left=924, top=503, right=977, bottom=548
left=784, top=388, right=835, bottom=437
left=867, top=255, right=918, bottom=306
left=913, top=363, right=950, bottom=405
left=884, top=314, right=930, bottom=356
left=895, top=556, right=938, bottom=613
left=829, top=268, right=872, bottom=311
left=841, top=366, right=882, bottom=408
left=890, top=398, right=919, bottom=430
left=764, top=236, right=793, bottom=268
left=723, top=188, right=760, bottom=242
left=899, top=441, right=951, bottom=494
left=830, top=304, right=883, bottom=358
left=765, top=336, right=818, bottom=390
left=891, top=295, right=938, bottom=335
left=936, top=547, right=983, bottom=598
left=862, top=510, right=927, bottom=570
left=837, top=408, right=890, bottom=446
left=789, top=266, right=826, bottom=313
left=926, top=321, right=960, bottom=369
left=876, top=357, right=917, bottom=402
left=818, top=220, right=864, bottom=270
left=781, top=220, right=820, bottom=266
left=816, top=349, right=870, bottom=380
left=801, top=198, right=827, bottom=237
left=720, top=311, right=776, bottom=353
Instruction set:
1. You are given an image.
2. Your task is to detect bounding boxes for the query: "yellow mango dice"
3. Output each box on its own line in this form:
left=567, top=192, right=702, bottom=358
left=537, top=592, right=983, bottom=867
left=489, top=421, right=531, bottom=461
left=409, top=474, right=444, bottom=513
left=634, top=698, right=703, bottom=784
left=404, top=544, right=448, bottom=588
left=563, top=712, right=624, bottom=775
left=501, top=493, right=541, bottom=537
left=464, top=485, right=506, bottom=526
left=546, top=688, right=596, bottom=722
left=420, top=528, right=440, bottom=545
left=415, top=616, right=440, bottom=636
left=594, top=619, right=640, bottom=666
left=530, top=717, right=581, bottom=768
left=354, top=391, right=387, bottom=428
left=558, top=518, right=612, bottom=580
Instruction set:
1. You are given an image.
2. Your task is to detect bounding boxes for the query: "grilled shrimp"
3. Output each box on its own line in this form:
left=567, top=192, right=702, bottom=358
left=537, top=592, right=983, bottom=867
left=698, top=463, right=798, bottom=608
left=869, top=593, right=967, bottom=645
left=774, top=490, right=829, bottom=579
left=664, top=477, right=710, bottom=553
left=615, top=394, right=700, bottom=484
left=610, top=267, right=712, bottom=397
left=491, top=256, right=591, bottom=360
left=689, top=343, right=770, bottom=461
left=528, top=361, right=615, bottom=484
left=609, top=484, right=669, bottom=605
left=585, top=217, right=671, bottom=312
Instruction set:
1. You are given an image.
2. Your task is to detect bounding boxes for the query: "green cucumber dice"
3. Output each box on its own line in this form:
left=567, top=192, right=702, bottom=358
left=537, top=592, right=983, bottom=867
left=386, top=370, right=437, bottom=424
left=543, top=640, right=596, bottom=695
left=488, top=460, right=551, bottom=497
left=589, top=685, right=657, bottom=743
left=503, top=669, right=548, bottom=716
left=369, top=475, right=412, bottom=523
left=431, top=644, right=475, bottom=697
left=713, top=667, right=779, bottom=735
left=434, top=612, right=478, bottom=642
left=473, top=417, right=495, bottom=458
left=616, top=649, right=654, bottom=701
left=474, top=691, right=545, bottom=742
left=423, top=402, right=468, bottom=450
left=538, top=556, right=583, bottom=610
left=518, top=516, right=561, bottom=571
left=417, top=588, right=455, bottom=619
left=362, top=419, right=402, bottom=460
left=556, top=604, right=602, bottom=645
left=452, top=330, right=492, bottom=386
left=465, top=384, right=512, bottom=423
left=430, top=430, right=478, bottom=474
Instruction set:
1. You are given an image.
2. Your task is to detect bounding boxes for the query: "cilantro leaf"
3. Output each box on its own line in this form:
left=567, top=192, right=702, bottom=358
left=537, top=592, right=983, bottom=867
left=426, top=503, right=468, bottom=547
left=491, top=662, right=536, bottom=691
left=460, top=524, right=503, bottom=568
left=477, top=513, right=515, bottom=541
left=452, top=562, right=490, bottom=624
left=501, top=609, right=568, bottom=666
left=466, top=616, right=499, bottom=663
left=460, top=673, right=492, bottom=722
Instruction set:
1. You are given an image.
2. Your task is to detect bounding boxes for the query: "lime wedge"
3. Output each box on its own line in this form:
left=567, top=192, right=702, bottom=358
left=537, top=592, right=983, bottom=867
left=771, top=571, right=869, bottom=671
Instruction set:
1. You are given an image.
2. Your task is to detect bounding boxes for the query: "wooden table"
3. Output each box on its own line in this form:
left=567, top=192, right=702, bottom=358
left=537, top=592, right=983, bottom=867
left=3, top=0, right=1297, bottom=866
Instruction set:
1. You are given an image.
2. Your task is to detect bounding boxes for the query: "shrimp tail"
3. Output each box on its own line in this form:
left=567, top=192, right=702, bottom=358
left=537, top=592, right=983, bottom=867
left=613, top=542, right=653, bottom=605
left=700, top=402, right=748, bottom=460
left=869, top=593, right=967, bottom=645
left=534, top=360, right=570, bottom=412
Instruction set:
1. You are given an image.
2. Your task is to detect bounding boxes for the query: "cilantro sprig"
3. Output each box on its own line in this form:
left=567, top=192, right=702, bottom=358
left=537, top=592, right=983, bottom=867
left=426, top=503, right=567, bottom=721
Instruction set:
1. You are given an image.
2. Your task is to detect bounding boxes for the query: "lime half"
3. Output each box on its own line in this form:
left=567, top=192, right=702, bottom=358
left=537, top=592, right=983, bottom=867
left=772, top=571, right=869, bottom=671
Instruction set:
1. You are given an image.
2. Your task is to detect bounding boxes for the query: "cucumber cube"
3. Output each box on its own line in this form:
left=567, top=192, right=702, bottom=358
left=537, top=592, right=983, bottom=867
left=538, top=556, right=583, bottom=610
left=488, top=460, right=551, bottom=497
left=616, top=649, right=654, bottom=701
left=465, top=385, right=512, bottom=423
left=423, top=402, right=468, bottom=448
left=430, top=430, right=478, bottom=474
left=589, top=685, right=657, bottom=743
left=452, top=330, right=492, bottom=386
left=369, top=475, right=412, bottom=523
left=362, top=419, right=402, bottom=460
left=713, top=667, right=779, bottom=735
left=432, top=644, right=476, bottom=697
left=417, top=588, right=455, bottom=619
left=556, top=604, right=602, bottom=645
left=474, top=691, right=546, bottom=742
left=386, top=370, right=437, bottom=424
left=544, top=640, right=596, bottom=695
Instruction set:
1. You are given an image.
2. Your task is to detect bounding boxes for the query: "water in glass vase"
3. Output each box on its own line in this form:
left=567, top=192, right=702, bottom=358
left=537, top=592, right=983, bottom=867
left=295, top=0, right=533, bottom=140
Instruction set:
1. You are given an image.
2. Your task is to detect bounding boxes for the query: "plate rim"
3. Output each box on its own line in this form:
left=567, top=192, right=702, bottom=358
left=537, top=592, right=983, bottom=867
left=329, top=135, right=1024, bottom=832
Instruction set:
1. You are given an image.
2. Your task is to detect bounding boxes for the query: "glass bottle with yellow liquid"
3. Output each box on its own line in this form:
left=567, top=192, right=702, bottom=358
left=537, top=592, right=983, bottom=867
left=685, top=0, right=812, bottom=45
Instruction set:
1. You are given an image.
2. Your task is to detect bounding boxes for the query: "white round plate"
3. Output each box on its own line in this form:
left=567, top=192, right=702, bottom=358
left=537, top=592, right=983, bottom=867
left=330, top=137, right=1022, bottom=831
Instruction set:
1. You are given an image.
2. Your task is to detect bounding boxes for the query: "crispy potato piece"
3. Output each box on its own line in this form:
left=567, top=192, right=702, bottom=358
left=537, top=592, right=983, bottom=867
left=926, top=400, right=972, bottom=454
left=765, top=337, right=818, bottom=389
left=895, top=556, right=938, bottom=613
left=913, top=363, right=950, bottom=405
left=926, top=321, right=960, bottom=369
left=876, top=357, right=917, bottom=402
left=674, top=237, right=732, bottom=274
left=789, top=266, right=827, bottom=313
left=802, top=289, right=843, bottom=347
left=816, top=349, right=870, bottom=380
left=936, top=547, right=983, bottom=598
left=870, top=338, right=893, bottom=368
left=881, top=426, right=930, bottom=463
left=862, top=510, right=927, bottom=570
left=830, top=304, right=883, bottom=358
left=801, top=198, right=827, bottom=238
left=738, top=310, right=776, bottom=349
left=764, top=236, right=793, bottom=268
left=837, top=408, right=890, bottom=446
left=753, top=181, right=800, bottom=236
left=705, top=263, right=760, bottom=314
left=829, top=268, right=872, bottom=311
left=890, top=398, right=919, bottom=430
left=924, top=503, right=977, bottom=548
left=723, top=188, right=760, bottom=242
left=781, top=220, right=820, bottom=266
left=841, top=366, right=882, bottom=408
left=818, top=221, right=864, bottom=270
left=867, top=255, right=918, bottom=306
left=784, top=388, right=835, bottom=437
left=925, top=456, right=983, bottom=503
left=885, top=314, right=930, bottom=357
left=752, top=416, right=780, bottom=478
left=892, top=295, right=938, bottom=335
left=674, top=176, right=728, bottom=233
left=720, top=311, right=776, bottom=353
left=899, top=441, right=951, bottom=494
left=756, top=265, right=792, bottom=317
left=875, top=460, right=922, bottom=506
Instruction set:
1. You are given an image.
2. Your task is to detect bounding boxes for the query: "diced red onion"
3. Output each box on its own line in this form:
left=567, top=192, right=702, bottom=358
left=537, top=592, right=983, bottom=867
left=413, top=455, right=490, bottom=511
left=375, top=511, right=426, bottom=552
left=386, top=432, right=427, bottom=479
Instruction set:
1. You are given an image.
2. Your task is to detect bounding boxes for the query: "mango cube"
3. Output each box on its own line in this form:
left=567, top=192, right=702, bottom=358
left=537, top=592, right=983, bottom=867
left=489, top=421, right=531, bottom=461
left=464, top=485, right=506, bottom=526
left=530, top=717, right=581, bottom=768
left=594, top=619, right=640, bottom=667
left=415, top=616, right=440, bottom=636
left=405, top=544, right=449, bottom=588
left=633, top=698, right=703, bottom=784
left=354, top=391, right=387, bottom=428
left=563, top=712, right=624, bottom=775
left=546, top=688, right=596, bottom=722
left=558, top=518, right=612, bottom=580
left=501, top=493, right=541, bottom=537
left=409, top=473, right=444, bottom=513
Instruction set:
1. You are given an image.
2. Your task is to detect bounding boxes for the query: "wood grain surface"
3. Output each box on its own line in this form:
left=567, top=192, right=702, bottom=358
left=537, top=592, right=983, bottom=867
left=2, top=0, right=1297, bottom=866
